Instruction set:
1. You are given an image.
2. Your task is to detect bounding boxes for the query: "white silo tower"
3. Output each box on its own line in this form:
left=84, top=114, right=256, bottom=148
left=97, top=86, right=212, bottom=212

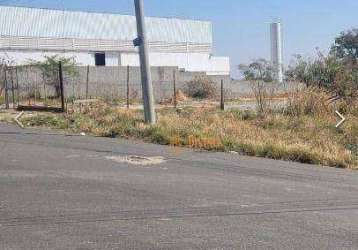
left=270, top=22, right=283, bottom=83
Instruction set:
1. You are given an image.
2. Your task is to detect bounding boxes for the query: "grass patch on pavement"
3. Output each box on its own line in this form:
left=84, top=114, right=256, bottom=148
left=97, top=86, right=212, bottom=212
left=22, top=114, right=69, bottom=129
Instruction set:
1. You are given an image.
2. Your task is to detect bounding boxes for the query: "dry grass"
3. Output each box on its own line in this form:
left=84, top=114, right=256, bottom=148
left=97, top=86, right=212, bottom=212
left=0, top=110, right=16, bottom=123
left=185, top=76, right=217, bottom=99
left=8, top=88, right=357, bottom=170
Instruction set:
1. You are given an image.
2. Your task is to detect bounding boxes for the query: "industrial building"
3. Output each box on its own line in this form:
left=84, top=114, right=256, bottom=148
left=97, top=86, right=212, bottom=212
left=0, top=6, right=230, bottom=75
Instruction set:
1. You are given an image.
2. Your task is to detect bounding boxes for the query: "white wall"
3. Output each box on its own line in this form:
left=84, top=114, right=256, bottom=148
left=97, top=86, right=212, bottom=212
left=105, top=52, right=120, bottom=66
left=0, top=50, right=94, bottom=65
left=121, top=52, right=230, bottom=75
left=0, top=50, right=121, bottom=67
left=0, top=50, right=230, bottom=75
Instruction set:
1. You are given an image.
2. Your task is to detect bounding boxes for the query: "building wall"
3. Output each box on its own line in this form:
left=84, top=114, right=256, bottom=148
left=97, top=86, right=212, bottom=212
left=0, top=50, right=121, bottom=67
left=0, top=6, right=213, bottom=44
left=106, top=52, right=121, bottom=66
left=0, top=6, right=231, bottom=75
left=0, top=50, right=94, bottom=65
left=120, top=52, right=229, bottom=75
left=0, top=49, right=230, bottom=75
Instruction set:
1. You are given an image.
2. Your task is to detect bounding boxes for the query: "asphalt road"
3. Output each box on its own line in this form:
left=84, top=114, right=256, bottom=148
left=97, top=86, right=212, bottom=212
left=0, top=123, right=358, bottom=250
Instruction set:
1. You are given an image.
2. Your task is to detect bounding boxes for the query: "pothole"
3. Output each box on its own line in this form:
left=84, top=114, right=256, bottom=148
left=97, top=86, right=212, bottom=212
left=106, top=155, right=166, bottom=166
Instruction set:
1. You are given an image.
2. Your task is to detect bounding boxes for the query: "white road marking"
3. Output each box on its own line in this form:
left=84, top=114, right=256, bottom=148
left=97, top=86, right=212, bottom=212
left=335, top=111, right=346, bottom=128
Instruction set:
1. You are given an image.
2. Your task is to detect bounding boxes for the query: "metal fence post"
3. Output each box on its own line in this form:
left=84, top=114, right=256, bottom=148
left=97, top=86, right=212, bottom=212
left=15, top=67, right=20, bottom=106
left=220, top=79, right=225, bottom=111
left=72, top=78, right=75, bottom=100
left=34, top=70, right=38, bottom=104
left=58, top=61, right=65, bottom=112
left=85, top=65, right=89, bottom=99
left=42, top=72, right=47, bottom=102
left=126, top=65, right=130, bottom=109
left=10, top=67, right=15, bottom=108
left=173, top=70, right=177, bottom=109
left=4, top=67, right=9, bottom=109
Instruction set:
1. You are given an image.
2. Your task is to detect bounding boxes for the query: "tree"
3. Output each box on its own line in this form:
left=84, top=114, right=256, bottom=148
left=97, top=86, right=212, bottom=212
left=27, top=55, right=78, bottom=97
left=239, top=59, right=276, bottom=114
left=286, top=51, right=343, bottom=89
left=238, top=59, right=274, bottom=82
left=285, top=51, right=357, bottom=101
left=331, top=28, right=358, bottom=63
left=0, top=56, right=15, bottom=97
left=285, top=54, right=310, bottom=86
left=333, top=65, right=358, bottom=101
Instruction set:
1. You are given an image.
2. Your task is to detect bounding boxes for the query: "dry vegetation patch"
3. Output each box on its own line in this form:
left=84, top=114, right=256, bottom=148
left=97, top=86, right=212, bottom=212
left=185, top=76, right=217, bottom=99
left=14, top=88, right=358, bottom=169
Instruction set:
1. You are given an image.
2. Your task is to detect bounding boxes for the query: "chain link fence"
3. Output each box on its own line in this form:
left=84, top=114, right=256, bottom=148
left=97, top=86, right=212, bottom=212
left=1, top=63, right=301, bottom=111
left=1, top=65, right=233, bottom=108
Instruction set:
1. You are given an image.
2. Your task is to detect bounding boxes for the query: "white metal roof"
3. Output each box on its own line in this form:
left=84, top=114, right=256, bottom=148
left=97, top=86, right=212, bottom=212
left=0, top=6, right=213, bottom=44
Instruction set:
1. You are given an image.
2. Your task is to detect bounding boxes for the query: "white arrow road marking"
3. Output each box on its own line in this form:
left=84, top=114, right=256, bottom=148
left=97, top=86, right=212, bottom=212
left=335, top=111, right=346, bottom=128
left=14, top=111, right=25, bottom=129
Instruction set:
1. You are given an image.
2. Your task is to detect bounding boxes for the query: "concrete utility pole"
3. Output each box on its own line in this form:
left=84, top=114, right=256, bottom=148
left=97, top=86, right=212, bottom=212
left=134, top=0, right=156, bottom=124
left=270, top=22, right=284, bottom=84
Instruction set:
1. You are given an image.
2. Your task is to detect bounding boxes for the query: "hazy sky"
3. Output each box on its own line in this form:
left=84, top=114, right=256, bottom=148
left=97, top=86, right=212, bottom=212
left=1, top=0, right=357, bottom=77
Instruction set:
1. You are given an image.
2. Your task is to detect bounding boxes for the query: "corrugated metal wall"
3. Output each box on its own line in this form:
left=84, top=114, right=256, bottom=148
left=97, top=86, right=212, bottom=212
left=0, top=6, right=212, bottom=44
